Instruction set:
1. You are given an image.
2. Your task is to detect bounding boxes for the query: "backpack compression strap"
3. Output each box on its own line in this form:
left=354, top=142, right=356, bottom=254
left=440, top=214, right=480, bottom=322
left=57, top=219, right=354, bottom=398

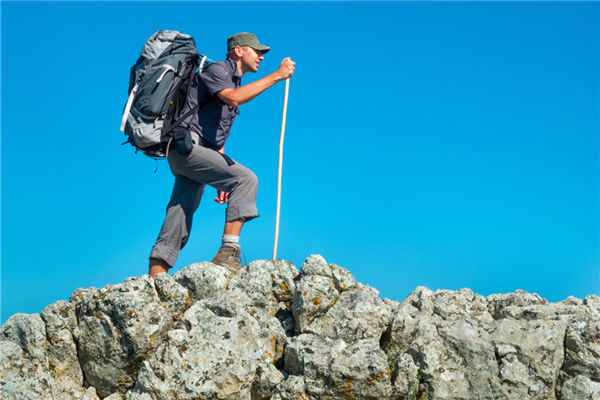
left=119, top=83, right=138, bottom=132
left=162, top=103, right=200, bottom=137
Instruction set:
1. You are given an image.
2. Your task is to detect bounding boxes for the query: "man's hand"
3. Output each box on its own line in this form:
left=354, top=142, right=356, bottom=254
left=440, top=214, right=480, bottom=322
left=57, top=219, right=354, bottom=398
left=214, top=190, right=229, bottom=204
left=277, top=58, right=296, bottom=81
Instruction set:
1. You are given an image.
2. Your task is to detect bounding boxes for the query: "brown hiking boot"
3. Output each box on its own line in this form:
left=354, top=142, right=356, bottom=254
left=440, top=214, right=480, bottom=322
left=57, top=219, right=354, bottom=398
left=211, top=245, right=243, bottom=274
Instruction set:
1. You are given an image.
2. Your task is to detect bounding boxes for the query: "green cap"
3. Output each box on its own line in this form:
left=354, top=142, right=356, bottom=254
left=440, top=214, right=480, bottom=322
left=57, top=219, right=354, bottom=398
left=227, top=32, right=270, bottom=54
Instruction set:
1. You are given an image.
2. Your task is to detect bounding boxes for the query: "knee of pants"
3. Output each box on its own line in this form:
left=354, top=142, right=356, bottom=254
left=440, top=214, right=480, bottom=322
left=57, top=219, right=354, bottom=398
left=247, top=171, right=258, bottom=188
left=237, top=169, right=258, bottom=191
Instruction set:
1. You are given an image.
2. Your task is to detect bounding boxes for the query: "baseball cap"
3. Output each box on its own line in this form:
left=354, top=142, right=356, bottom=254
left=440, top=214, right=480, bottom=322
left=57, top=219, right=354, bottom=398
left=227, top=32, right=271, bottom=54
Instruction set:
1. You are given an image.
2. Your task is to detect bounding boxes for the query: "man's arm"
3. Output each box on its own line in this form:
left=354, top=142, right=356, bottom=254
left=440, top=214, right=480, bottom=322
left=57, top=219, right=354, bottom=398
left=217, top=58, right=295, bottom=107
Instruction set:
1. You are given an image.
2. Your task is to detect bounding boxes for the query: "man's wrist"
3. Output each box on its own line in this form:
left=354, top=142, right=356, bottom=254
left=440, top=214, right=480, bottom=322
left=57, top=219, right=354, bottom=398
left=271, top=71, right=284, bottom=83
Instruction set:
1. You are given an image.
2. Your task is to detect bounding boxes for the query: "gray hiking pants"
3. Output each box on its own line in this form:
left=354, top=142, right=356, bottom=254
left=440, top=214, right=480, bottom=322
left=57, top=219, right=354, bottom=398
left=149, top=136, right=259, bottom=268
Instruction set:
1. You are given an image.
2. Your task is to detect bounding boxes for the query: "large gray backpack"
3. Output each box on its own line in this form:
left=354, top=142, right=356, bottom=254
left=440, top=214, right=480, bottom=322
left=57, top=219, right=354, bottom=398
left=120, top=30, right=210, bottom=158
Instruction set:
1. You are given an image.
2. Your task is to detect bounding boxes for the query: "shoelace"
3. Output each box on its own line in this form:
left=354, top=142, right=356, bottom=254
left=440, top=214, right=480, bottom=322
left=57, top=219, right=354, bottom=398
left=223, top=245, right=246, bottom=267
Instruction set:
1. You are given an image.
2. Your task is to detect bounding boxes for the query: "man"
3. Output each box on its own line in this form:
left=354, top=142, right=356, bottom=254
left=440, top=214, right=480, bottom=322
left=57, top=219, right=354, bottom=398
left=148, top=32, right=295, bottom=278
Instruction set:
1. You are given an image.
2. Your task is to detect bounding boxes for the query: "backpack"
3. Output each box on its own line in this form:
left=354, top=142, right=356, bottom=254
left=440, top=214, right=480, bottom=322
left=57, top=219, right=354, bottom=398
left=119, top=30, right=210, bottom=158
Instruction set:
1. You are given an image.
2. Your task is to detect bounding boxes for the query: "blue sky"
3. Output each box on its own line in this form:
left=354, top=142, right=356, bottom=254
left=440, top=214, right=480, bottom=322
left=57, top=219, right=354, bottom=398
left=1, top=1, right=598, bottom=323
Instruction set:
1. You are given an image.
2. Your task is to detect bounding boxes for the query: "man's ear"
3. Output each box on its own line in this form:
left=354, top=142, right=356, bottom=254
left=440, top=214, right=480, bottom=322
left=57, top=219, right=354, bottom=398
left=233, top=46, right=244, bottom=58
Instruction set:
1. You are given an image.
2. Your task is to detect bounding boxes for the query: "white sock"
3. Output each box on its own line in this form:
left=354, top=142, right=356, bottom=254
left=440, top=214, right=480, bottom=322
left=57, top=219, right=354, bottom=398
left=222, top=234, right=240, bottom=248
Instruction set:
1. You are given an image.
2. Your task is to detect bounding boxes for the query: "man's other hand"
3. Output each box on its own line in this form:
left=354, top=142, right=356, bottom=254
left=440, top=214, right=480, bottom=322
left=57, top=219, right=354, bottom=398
left=277, top=58, right=296, bottom=81
left=214, top=190, right=229, bottom=204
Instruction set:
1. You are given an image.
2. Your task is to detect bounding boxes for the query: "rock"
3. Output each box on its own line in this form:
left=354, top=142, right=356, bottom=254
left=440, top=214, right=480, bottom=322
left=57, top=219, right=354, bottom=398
left=228, top=259, right=299, bottom=338
left=300, top=255, right=357, bottom=293
left=40, top=301, right=81, bottom=384
left=562, top=315, right=600, bottom=382
left=385, top=287, right=580, bottom=400
left=1, top=313, right=48, bottom=362
left=133, top=294, right=277, bottom=399
left=124, top=391, right=153, bottom=400
left=293, top=254, right=389, bottom=344
left=0, top=311, right=101, bottom=400
left=284, top=333, right=391, bottom=399
left=486, top=289, right=547, bottom=319
left=302, top=285, right=391, bottom=343
left=173, top=262, right=229, bottom=301
left=559, top=375, right=600, bottom=400
left=154, top=272, right=194, bottom=319
left=284, top=333, right=334, bottom=397
left=491, top=318, right=567, bottom=399
left=433, top=288, right=494, bottom=324
left=292, top=272, right=339, bottom=334
left=1, top=255, right=598, bottom=400
left=585, top=295, right=600, bottom=314
left=383, top=297, right=401, bottom=312
left=41, top=300, right=92, bottom=399
left=390, top=353, right=419, bottom=400
left=228, top=259, right=298, bottom=314
left=251, top=361, right=285, bottom=399
left=0, top=314, right=53, bottom=400
left=328, top=339, right=392, bottom=399
left=271, top=375, right=309, bottom=400
left=74, top=276, right=170, bottom=397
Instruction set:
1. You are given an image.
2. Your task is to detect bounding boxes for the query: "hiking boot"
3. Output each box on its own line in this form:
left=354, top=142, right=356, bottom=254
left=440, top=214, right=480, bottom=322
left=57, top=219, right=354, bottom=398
left=211, top=244, right=243, bottom=274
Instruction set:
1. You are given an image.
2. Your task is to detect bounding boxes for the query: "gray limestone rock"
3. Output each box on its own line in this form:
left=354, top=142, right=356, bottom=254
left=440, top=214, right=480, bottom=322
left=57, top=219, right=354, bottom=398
left=491, top=318, right=567, bottom=399
left=284, top=333, right=391, bottom=399
left=154, top=272, right=194, bottom=319
left=103, top=393, right=124, bottom=400
left=293, top=273, right=339, bottom=334
left=251, top=361, right=285, bottom=399
left=1, top=255, right=598, bottom=400
left=284, top=333, right=335, bottom=397
left=40, top=301, right=81, bottom=381
left=385, top=286, right=582, bottom=400
left=303, top=284, right=391, bottom=343
left=133, top=294, right=276, bottom=399
left=1, top=312, right=48, bottom=362
left=0, top=314, right=53, bottom=400
left=585, top=295, right=600, bottom=314
left=173, top=261, right=230, bottom=301
left=300, top=255, right=357, bottom=293
left=229, top=259, right=298, bottom=313
left=228, top=259, right=299, bottom=338
left=562, top=315, right=600, bottom=382
left=328, top=339, right=392, bottom=399
left=0, top=311, right=101, bottom=400
left=41, top=300, right=93, bottom=399
left=271, top=375, right=309, bottom=400
left=433, top=288, right=494, bottom=324
left=75, top=275, right=170, bottom=397
left=383, top=297, right=401, bottom=313
left=124, top=390, right=153, bottom=400
left=390, top=352, right=419, bottom=400
left=560, top=375, right=600, bottom=400
left=293, top=254, right=387, bottom=344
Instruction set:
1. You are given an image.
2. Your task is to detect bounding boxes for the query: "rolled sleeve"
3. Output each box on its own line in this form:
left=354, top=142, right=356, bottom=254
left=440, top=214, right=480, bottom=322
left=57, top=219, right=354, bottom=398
left=202, top=64, right=236, bottom=96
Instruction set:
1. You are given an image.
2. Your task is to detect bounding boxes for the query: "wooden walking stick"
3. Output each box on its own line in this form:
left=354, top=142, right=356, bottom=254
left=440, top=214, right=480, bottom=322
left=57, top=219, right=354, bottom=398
left=273, top=78, right=290, bottom=260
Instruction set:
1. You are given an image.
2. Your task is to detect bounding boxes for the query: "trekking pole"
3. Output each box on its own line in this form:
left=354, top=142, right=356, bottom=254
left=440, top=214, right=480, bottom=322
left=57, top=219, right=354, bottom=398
left=273, top=78, right=290, bottom=260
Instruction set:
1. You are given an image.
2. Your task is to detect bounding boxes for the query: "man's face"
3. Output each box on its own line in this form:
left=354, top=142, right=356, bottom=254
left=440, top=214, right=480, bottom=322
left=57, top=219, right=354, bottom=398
left=240, top=46, right=264, bottom=73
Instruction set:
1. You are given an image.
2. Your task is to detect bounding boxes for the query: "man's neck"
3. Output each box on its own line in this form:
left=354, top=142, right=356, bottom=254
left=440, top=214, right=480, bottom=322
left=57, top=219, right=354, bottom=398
left=232, top=58, right=246, bottom=77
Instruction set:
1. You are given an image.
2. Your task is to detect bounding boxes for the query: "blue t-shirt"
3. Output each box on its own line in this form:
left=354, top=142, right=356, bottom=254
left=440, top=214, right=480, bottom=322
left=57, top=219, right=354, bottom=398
left=179, top=57, right=241, bottom=149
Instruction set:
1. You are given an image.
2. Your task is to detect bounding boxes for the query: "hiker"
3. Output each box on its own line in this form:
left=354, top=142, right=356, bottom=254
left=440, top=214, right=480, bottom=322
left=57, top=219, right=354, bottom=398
left=148, top=32, right=295, bottom=278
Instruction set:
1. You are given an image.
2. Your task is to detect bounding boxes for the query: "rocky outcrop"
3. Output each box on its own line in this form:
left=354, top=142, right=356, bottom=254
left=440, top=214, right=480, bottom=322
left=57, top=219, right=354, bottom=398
left=0, top=254, right=598, bottom=399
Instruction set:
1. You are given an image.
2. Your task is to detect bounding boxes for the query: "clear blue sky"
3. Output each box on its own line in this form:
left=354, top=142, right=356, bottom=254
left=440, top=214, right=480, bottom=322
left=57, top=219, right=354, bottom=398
left=1, top=1, right=598, bottom=323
